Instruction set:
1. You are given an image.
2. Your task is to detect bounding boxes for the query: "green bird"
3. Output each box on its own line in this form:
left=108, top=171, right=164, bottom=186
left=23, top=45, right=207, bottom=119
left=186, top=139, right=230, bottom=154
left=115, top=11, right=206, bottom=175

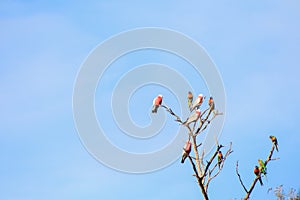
left=217, top=151, right=223, bottom=169
left=269, top=135, right=279, bottom=152
left=258, top=159, right=267, bottom=175
left=187, top=91, right=193, bottom=109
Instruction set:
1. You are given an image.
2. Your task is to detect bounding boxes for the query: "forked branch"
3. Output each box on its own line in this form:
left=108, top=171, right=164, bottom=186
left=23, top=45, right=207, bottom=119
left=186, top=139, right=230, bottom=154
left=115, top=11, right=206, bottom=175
left=236, top=140, right=279, bottom=200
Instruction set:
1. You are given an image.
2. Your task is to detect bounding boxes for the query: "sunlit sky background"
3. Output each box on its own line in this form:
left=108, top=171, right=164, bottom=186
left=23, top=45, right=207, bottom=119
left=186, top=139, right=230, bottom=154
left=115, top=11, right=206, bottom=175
left=1, top=1, right=300, bottom=199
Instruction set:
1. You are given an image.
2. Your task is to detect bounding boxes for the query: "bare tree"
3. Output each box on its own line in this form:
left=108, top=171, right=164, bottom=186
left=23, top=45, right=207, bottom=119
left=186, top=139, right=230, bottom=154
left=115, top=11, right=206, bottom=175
left=156, top=93, right=233, bottom=200
left=268, top=185, right=300, bottom=200
left=236, top=136, right=280, bottom=200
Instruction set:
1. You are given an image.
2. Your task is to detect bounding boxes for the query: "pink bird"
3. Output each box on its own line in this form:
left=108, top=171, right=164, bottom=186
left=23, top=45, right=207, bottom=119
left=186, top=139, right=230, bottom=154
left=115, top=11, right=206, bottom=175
left=190, top=94, right=204, bottom=112
left=152, top=94, right=163, bottom=113
left=183, top=109, right=201, bottom=126
left=181, top=140, right=192, bottom=163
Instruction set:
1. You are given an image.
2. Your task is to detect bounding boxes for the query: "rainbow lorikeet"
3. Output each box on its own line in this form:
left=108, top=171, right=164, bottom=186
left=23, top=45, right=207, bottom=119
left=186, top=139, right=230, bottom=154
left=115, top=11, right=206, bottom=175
left=254, top=166, right=263, bottom=186
left=217, top=151, right=223, bottom=169
left=258, top=159, right=267, bottom=175
left=208, top=96, right=215, bottom=110
left=269, top=135, right=279, bottom=152
left=187, top=91, right=193, bottom=109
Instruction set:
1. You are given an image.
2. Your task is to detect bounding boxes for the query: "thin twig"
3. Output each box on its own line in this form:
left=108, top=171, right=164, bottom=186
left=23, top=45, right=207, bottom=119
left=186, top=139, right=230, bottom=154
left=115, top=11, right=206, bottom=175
left=195, top=111, right=222, bottom=136
left=161, top=104, right=182, bottom=123
left=236, top=161, right=248, bottom=193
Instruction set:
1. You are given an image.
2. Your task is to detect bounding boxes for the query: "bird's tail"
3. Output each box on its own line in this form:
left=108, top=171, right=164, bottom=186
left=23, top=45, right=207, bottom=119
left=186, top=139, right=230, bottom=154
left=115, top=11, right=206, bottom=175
left=152, top=105, right=158, bottom=113
left=181, top=155, right=186, bottom=164
left=258, top=177, right=263, bottom=186
left=262, top=173, right=268, bottom=182
left=218, top=160, right=221, bottom=169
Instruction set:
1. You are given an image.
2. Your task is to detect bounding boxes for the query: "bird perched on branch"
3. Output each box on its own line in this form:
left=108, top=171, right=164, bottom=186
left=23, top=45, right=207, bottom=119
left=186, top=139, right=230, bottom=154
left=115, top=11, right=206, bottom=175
left=152, top=95, right=163, bottom=113
left=183, top=109, right=201, bottom=126
left=254, top=166, right=263, bottom=186
left=208, top=96, right=215, bottom=110
left=187, top=91, right=193, bottom=109
left=217, top=151, right=223, bottom=169
left=258, top=159, right=267, bottom=175
left=190, top=94, right=204, bottom=112
left=181, top=140, right=192, bottom=164
left=269, top=135, right=279, bottom=152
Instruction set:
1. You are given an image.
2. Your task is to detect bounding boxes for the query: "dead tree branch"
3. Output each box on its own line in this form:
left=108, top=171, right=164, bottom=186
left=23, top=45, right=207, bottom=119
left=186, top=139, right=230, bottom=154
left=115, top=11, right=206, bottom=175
left=236, top=161, right=249, bottom=193
left=236, top=139, right=279, bottom=200
left=158, top=95, right=229, bottom=200
left=161, top=104, right=182, bottom=123
left=205, top=143, right=233, bottom=190
left=203, top=145, right=223, bottom=177
left=188, top=156, right=209, bottom=200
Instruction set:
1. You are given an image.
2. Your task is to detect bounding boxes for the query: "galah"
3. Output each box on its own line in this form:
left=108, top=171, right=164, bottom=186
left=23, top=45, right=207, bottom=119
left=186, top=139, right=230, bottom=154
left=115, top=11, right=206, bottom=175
left=217, top=150, right=223, bottom=169
left=183, top=109, right=201, bottom=126
left=269, top=135, right=279, bottom=152
left=187, top=91, right=193, bottom=109
left=258, top=159, right=267, bottom=175
left=151, top=95, right=163, bottom=113
left=190, top=94, right=204, bottom=112
left=254, top=166, right=263, bottom=186
left=208, top=96, right=215, bottom=110
left=181, top=140, right=192, bottom=164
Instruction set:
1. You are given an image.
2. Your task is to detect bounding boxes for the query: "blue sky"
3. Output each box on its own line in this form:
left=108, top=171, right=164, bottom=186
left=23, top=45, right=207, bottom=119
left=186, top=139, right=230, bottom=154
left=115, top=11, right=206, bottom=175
left=1, top=0, right=300, bottom=199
